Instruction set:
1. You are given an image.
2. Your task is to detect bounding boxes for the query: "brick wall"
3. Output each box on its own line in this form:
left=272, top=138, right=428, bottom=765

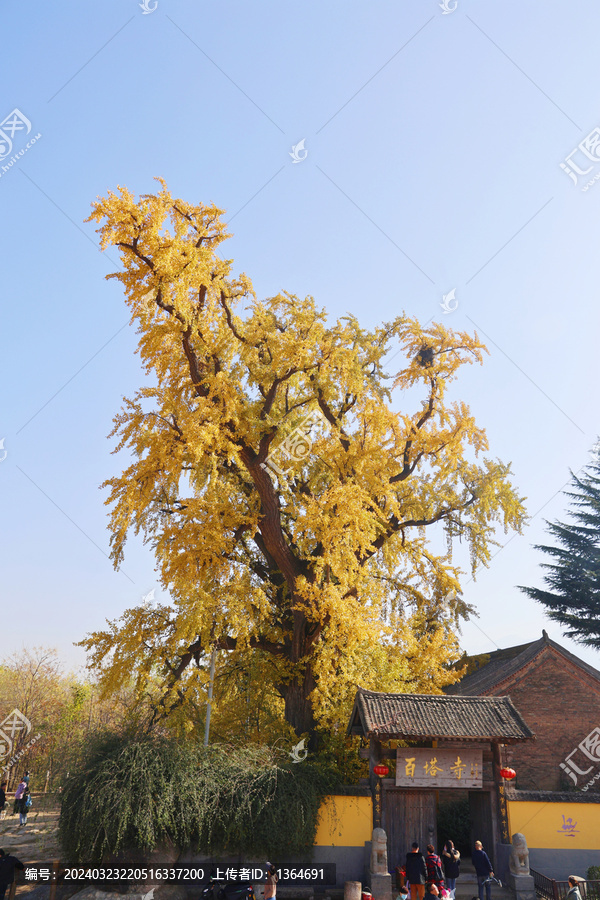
left=487, top=647, right=600, bottom=792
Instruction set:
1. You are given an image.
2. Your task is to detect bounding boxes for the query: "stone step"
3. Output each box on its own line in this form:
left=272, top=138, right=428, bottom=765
left=454, top=888, right=514, bottom=900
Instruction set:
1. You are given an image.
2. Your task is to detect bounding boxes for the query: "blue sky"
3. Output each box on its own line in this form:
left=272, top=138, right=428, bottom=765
left=2, top=0, right=600, bottom=674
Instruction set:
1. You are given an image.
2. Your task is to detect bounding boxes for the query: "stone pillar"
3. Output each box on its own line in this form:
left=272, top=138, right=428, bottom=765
left=370, top=827, right=393, bottom=900
left=508, top=832, right=534, bottom=900
left=345, top=882, right=362, bottom=900
left=506, top=873, right=535, bottom=900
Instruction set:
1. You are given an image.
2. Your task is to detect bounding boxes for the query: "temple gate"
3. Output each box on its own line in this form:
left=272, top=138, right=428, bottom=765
left=347, top=689, right=535, bottom=868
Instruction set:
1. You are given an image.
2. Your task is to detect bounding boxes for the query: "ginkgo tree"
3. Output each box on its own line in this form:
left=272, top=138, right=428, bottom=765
left=82, top=179, right=526, bottom=742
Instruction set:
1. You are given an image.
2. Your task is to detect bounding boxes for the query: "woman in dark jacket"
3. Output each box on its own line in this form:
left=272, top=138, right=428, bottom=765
left=441, top=841, right=460, bottom=898
left=17, top=788, right=30, bottom=827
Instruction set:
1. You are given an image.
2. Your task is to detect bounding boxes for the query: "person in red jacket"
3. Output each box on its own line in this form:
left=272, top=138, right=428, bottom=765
left=425, top=845, right=445, bottom=891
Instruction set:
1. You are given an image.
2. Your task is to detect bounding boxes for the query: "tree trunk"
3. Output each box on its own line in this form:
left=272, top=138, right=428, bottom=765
left=281, top=665, right=318, bottom=748
left=277, top=607, right=320, bottom=746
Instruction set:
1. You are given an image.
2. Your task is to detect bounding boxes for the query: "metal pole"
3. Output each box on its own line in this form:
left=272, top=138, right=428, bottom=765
left=203, top=648, right=217, bottom=747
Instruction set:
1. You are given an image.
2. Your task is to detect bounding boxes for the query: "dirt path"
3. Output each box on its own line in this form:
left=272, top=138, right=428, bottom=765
left=0, top=807, right=63, bottom=893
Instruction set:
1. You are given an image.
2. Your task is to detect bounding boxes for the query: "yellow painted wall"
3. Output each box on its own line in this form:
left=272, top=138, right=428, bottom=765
left=314, top=794, right=373, bottom=847
left=508, top=801, right=600, bottom=850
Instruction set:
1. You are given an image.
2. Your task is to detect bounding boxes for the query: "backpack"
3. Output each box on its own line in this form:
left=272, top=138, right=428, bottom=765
left=427, top=855, right=444, bottom=883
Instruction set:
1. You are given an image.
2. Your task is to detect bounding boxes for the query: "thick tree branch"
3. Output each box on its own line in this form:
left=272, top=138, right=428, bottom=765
left=220, top=290, right=249, bottom=344
left=390, top=377, right=437, bottom=484
left=358, top=492, right=479, bottom=564
left=117, top=239, right=155, bottom=271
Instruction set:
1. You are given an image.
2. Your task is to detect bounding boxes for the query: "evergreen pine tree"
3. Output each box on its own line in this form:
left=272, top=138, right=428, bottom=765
left=520, top=445, right=600, bottom=647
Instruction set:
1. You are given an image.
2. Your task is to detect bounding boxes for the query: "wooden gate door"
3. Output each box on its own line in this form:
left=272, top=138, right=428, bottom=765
left=469, top=791, right=494, bottom=865
left=383, top=789, right=437, bottom=870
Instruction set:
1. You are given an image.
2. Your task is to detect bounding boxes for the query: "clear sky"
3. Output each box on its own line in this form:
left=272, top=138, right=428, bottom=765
left=2, top=0, right=600, bottom=675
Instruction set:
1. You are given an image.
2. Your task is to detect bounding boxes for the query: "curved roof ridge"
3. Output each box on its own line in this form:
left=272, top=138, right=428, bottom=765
left=348, top=688, right=534, bottom=742
left=447, top=631, right=600, bottom=696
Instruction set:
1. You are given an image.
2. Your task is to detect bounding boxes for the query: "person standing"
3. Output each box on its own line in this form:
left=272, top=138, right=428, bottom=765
left=472, top=841, right=494, bottom=900
left=264, top=863, right=278, bottom=900
left=17, top=787, right=31, bottom=827
left=566, top=877, right=582, bottom=900
left=13, top=779, right=26, bottom=816
left=405, top=843, right=427, bottom=900
left=441, top=840, right=460, bottom=898
left=425, top=845, right=445, bottom=891
left=0, top=849, right=25, bottom=900
left=0, top=784, right=6, bottom=821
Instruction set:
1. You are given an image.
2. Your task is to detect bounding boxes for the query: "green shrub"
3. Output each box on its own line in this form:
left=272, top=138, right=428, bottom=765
left=59, top=733, right=340, bottom=863
left=587, top=865, right=600, bottom=881
left=436, top=798, right=471, bottom=857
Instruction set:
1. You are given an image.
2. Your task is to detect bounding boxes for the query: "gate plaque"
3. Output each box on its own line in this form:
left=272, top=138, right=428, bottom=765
left=396, top=748, right=483, bottom=787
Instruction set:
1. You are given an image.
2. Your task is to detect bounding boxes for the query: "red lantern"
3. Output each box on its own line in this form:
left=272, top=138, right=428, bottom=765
left=499, top=767, right=516, bottom=780
left=373, top=764, right=389, bottom=777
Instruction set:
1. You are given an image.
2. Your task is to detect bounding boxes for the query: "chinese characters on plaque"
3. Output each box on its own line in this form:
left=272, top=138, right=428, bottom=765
left=396, top=748, right=483, bottom=787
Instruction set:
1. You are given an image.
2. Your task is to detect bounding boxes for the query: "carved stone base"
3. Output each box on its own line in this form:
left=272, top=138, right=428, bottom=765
left=507, top=873, right=535, bottom=900
left=370, top=873, right=393, bottom=900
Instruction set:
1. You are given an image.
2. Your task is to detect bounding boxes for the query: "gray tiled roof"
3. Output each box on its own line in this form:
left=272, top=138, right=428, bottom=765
left=446, top=631, right=600, bottom=696
left=506, top=788, right=600, bottom=804
left=348, top=688, right=534, bottom=742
